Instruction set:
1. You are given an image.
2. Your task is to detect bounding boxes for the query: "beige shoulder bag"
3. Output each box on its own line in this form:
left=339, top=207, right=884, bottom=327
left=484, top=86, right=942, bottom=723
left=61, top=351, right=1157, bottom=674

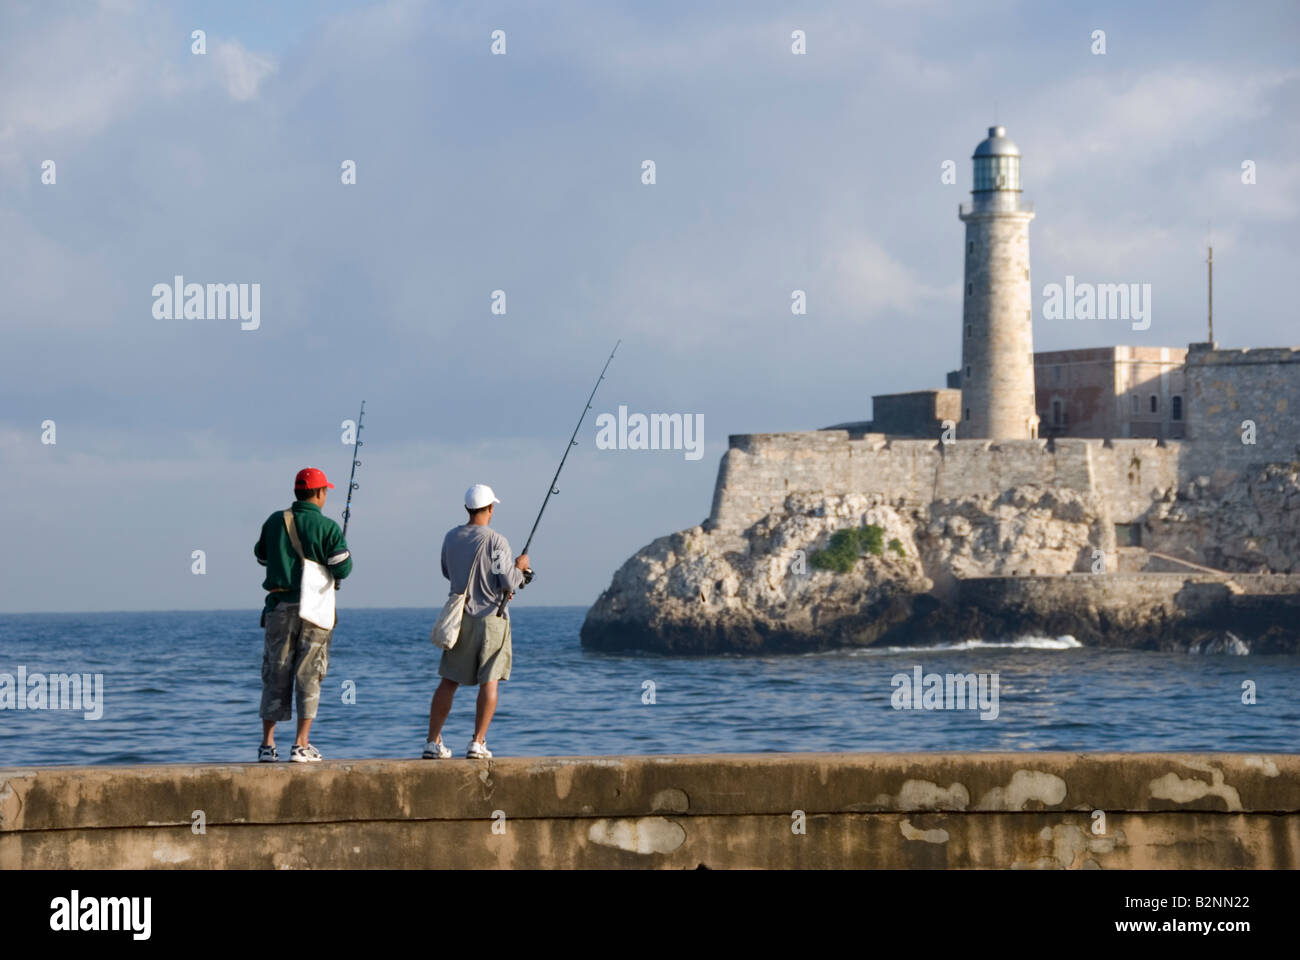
left=430, top=531, right=491, bottom=650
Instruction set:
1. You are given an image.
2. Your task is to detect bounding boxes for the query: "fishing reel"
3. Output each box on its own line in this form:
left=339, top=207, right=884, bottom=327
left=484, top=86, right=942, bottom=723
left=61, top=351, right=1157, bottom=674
left=523, top=568, right=534, bottom=585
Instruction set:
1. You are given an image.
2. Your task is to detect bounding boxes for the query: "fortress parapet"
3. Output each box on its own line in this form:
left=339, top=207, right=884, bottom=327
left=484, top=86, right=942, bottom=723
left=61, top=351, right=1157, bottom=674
left=1185, top=345, right=1300, bottom=465
left=709, top=431, right=1181, bottom=536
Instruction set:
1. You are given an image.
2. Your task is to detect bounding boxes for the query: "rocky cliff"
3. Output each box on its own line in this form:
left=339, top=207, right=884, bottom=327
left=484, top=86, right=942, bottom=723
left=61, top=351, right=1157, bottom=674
left=581, top=463, right=1300, bottom=655
left=1145, top=463, right=1300, bottom=573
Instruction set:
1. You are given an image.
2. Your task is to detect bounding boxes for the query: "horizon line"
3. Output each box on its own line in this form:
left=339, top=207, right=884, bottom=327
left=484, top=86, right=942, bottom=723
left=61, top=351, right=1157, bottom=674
left=0, top=603, right=591, bottom=617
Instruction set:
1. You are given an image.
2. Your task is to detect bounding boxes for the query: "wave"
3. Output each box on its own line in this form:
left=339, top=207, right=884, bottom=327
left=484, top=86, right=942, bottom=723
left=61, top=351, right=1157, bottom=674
left=845, top=635, right=1083, bottom=655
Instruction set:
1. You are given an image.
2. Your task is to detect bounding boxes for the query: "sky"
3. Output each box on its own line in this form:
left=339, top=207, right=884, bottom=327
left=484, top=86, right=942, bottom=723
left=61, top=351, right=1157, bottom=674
left=1, top=0, right=1296, bottom=613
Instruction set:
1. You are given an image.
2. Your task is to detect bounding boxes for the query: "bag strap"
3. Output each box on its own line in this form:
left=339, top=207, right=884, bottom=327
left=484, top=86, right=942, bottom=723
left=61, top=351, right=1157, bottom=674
left=283, top=509, right=307, bottom=560
left=463, top=529, right=492, bottom=594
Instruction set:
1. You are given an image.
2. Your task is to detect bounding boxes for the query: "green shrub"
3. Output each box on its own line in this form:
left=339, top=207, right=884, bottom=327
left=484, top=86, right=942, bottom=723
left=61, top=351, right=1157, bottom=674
left=810, top=524, right=885, bottom=573
left=888, top=537, right=905, bottom=556
left=859, top=525, right=884, bottom=556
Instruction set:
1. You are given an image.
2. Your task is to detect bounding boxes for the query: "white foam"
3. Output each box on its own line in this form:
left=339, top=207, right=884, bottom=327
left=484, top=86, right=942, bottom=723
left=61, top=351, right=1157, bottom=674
left=841, top=635, right=1083, bottom=656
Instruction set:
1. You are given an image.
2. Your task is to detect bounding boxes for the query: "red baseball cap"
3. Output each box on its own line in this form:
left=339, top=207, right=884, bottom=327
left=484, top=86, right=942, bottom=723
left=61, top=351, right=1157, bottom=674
left=294, top=467, right=335, bottom=490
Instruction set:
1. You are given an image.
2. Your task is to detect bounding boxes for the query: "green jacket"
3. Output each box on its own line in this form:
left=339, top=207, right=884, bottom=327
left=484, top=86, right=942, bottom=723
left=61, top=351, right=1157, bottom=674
left=255, top=501, right=353, bottom=612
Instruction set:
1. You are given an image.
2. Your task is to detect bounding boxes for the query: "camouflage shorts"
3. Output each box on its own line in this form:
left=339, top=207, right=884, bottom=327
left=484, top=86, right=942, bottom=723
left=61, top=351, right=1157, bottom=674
left=260, top=603, right=333, bottom=721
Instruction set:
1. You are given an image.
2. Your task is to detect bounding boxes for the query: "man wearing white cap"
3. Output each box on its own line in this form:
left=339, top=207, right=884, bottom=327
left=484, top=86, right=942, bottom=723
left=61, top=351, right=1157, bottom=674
left=424, top=483, right=529, bottom=759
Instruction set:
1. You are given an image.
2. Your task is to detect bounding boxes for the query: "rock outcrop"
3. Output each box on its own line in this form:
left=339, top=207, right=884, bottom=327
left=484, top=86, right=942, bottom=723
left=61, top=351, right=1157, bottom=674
left=1145, top=463, right=1300, bottom=573
left=582, top=484, right=1107, bottom=653
left=581, top=466, right=1300, bottom=655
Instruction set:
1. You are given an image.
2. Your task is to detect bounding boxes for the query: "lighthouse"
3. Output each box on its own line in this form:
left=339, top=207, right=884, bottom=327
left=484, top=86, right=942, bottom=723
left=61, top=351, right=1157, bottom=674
left=958, top=126, right=1039, bottom=439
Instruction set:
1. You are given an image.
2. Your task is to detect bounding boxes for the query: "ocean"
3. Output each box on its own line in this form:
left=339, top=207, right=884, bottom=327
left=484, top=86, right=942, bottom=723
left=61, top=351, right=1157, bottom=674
left=0, top=606, right=1296, bottom=765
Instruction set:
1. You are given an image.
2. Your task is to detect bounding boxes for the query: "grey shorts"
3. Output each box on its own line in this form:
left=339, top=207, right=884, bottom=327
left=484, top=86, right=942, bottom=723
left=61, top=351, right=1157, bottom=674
left=439, top=613, right=512, bottom=686
left=260, top=603, right=333, bottom=721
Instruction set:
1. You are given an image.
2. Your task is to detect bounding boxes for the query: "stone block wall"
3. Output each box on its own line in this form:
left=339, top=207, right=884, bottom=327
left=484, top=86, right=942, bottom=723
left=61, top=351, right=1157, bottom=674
left=1185, top=345, right=1300, bottom=469
left=870, top=389, right=962, bottom=438
left=709, top=431, right=1183, bottom=535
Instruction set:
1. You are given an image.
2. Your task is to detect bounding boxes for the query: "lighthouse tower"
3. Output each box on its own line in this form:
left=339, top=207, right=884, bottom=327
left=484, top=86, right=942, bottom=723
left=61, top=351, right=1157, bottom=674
left=958, top=126, right=1038, bottom=439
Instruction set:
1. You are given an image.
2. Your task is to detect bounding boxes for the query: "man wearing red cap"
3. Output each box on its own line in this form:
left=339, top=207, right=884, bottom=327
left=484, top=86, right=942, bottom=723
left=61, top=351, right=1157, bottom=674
left=253, top=467, right=353, bottom=762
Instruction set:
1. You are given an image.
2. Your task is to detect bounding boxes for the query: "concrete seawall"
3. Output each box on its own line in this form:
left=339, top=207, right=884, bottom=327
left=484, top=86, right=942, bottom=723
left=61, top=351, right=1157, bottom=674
left=3, top=753, right=1296, bottom=869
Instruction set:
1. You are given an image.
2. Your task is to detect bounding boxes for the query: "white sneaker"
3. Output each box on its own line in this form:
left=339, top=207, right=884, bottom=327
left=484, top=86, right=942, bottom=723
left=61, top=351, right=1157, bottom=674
left=290, top=743, right=323, bottom=763
left=422, top=738, right=452, bottom=759
left=466, top=739, right=492, bottom=759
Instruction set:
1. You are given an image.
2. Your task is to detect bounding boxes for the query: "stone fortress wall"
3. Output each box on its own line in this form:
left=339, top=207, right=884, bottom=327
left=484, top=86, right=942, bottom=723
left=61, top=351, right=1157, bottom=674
left=1184, top=344, right=1300, bottom=466
left=708, top=345, right=1299, bottom=546
left=708, top=433, right=1180, bottom=534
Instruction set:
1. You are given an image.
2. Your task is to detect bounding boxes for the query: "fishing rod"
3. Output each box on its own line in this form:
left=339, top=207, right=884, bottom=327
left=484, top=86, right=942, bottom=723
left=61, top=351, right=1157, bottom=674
left=496, top=341, right=620, bottom=618
left=335, top=400, right=364, bottom=591
left=342, top=400, right=365, bottom=537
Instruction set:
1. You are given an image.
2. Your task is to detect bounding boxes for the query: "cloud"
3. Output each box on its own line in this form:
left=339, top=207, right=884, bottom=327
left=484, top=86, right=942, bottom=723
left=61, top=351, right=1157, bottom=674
left=1028, top=66, right=1299, bottom=183
left=0, top=6, right=161, bottom=177
left=1201, top=160, right=1300, bottom=222
left=827, top=233, right=953, bottom=315
left=211, top=39, right=277, bottom=102
left=1, top=0, right=1297, bottom=613
left=1037, top=217, right=1185, bottom=277
left=0, top=7, right=278, bottom=180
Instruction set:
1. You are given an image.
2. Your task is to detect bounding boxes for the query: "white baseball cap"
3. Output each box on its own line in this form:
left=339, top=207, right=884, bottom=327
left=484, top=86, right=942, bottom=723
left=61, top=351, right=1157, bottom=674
left=465, top=483, right=501, bottom=510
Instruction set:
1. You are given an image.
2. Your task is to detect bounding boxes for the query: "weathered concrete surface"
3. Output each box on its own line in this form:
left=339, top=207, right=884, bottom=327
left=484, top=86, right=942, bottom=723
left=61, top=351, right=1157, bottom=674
left=2, top=753, right=1296, bottom=869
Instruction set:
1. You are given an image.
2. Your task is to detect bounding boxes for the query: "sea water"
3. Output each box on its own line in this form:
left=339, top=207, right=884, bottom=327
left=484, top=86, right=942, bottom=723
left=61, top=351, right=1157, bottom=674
left=0, top=607, right=1295, bottom=765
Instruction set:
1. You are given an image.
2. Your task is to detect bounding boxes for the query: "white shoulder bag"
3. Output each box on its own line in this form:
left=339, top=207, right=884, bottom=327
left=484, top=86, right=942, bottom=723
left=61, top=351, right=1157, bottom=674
left=431, top=532, right=490, bottom=650
left=283, top=509, right=336, bottom=630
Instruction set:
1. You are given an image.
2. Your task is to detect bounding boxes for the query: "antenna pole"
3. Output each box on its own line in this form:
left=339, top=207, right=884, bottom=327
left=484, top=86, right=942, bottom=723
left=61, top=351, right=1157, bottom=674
left=1207, top=245, right=1214, bottom=344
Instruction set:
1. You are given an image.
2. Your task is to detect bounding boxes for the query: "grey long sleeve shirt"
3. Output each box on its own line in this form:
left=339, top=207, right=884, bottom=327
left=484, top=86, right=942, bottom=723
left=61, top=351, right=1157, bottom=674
left=441, top=523, right=526, bottom=619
